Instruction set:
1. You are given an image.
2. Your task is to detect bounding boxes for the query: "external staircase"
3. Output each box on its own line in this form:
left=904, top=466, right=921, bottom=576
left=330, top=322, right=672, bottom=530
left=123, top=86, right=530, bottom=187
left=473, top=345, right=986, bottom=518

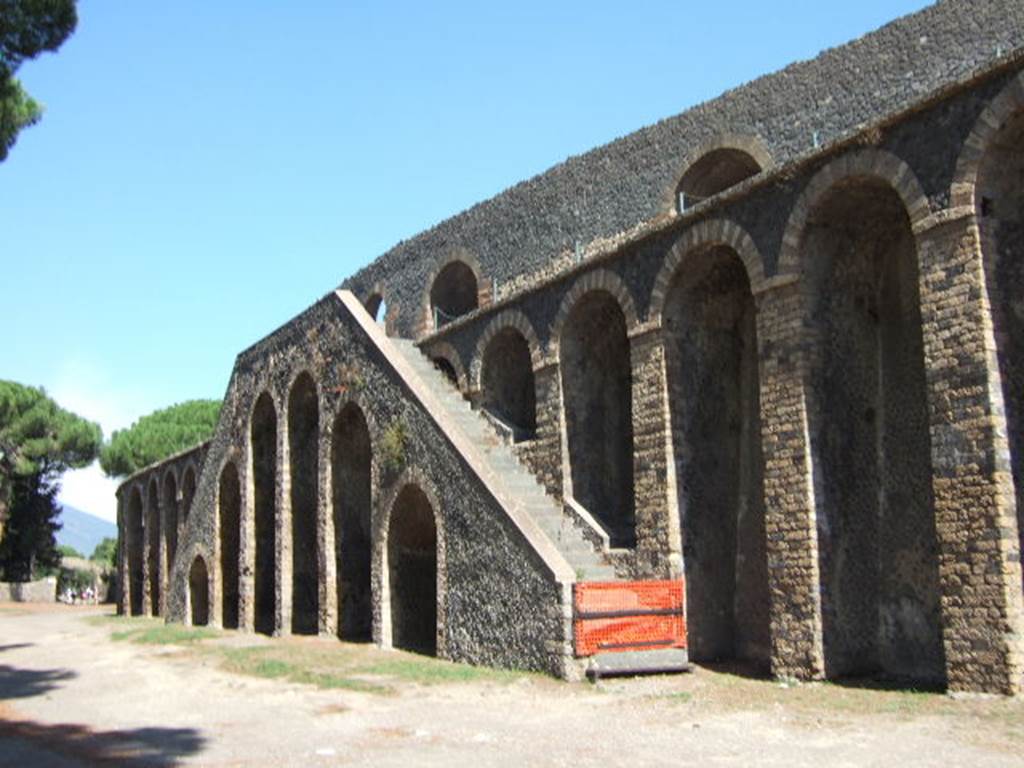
left=390, top=337, right=617, bottom=581
left=388, top=332, right=688, bottom=677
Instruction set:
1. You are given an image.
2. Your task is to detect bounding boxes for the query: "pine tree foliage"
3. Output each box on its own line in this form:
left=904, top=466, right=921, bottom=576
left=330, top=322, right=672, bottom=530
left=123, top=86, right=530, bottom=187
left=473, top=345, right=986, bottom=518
left=0, top=471, right=62, bottom=581
left=100, top=400, right=222, bottom=478
left=0, top=380, right=101, bottom=581
left=0, top=0, right=77, bottom=161
left=0, top=379, right=102, bottom=480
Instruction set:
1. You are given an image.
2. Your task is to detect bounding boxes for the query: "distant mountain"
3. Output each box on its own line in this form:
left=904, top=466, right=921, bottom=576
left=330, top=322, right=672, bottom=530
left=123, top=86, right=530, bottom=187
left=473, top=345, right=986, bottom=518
left=57, top=505, right=117, bottom=559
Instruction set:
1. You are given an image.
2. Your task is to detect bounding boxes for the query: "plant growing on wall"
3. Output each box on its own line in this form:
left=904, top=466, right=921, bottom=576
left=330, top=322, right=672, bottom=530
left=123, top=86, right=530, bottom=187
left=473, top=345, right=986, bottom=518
left=380, top=419, right=407, bottom=474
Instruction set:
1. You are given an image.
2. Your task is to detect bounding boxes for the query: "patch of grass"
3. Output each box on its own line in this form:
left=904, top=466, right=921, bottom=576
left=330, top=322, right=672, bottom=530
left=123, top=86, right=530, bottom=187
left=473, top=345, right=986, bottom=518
left=92, top=614, right=219, bottom=644
left=659, top=691, right=693, bottom=704
left=218, top=646, right=392, bottom=694
left=212, top=640, right=527, bottom=695
left=127, top=625, right=220, bottom=644
left=361, top=655, right=523, bottom=685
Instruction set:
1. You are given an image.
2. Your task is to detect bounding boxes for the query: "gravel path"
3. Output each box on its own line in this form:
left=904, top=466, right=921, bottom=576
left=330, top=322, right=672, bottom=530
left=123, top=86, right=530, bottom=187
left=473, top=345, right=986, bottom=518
left=1, top=604, right=1021, bottom=767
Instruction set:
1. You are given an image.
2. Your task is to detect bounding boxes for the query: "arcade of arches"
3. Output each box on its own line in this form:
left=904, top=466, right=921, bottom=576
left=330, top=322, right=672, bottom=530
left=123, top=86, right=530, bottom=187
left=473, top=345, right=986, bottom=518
left=115, top=63, right=1024, bottom=694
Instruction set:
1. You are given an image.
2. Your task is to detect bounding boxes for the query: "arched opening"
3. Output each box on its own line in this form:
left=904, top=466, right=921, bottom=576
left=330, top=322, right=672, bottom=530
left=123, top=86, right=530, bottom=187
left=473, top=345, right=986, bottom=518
left=430, top=260, right=478, bottom=327
left=189, top=557, right=209, bottom=627
left=388, top=484, right=437, bottom=655
left=663, top=246, right=769, bottom=666
left=181, top=466, right=196, bottom=523
left=481, top=327, right=537, bottom=440
left=127, top=487, right=144, bottom=616
left=289, top=373, right=320, bottom=635
left=251, top=392, right=277, bottom=636
left=365, top=293, right=383, bottom=321
left=560, top=290, right=636, bottom=547
left=365, top=293, right=390, bottom=332
left=219, top=462, right=241, bottom=630
left=146, top=480, right=161, bottom=616
left=332, top=403, right=372, bottom=641
left=676, top=148, right=762, bottom=211
left=976, top=109, right=1024, bottom=593
left=803, top=176, right=945, bottom=686
left=430, top=357, right=459, bottom=387
left=162, top=473, right=178, bottom=582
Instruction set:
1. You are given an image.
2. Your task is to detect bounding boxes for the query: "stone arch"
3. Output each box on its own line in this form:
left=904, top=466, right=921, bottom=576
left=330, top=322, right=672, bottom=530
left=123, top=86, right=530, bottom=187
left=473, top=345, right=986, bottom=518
left=669, top=134, right=772, bottom=212
left=188, top=554, right=211, bottom=627
left=181, top=463, right=197, bottom=523
left=287, top=371, right=320, bottom=636
left=126, top=485, right=144, bottom=616
left=331, top=400, right=373, bottom=641
left=477, top=327, right=538, bottom=439
left=380, top=476, right=445, bottom=656
left=963, top=76, right=1024, bottom=593
left=557, top=279, right=636, bottom=547
left=778, top=148, right=931, bottom=278
left=363, top=284, right=392, bottom=335
left=548, top=269, right=639, bottom=359
left=146, top=478, right=161, bottom=616
left=661, top=240, right=769, bottom=666
left=218, top=459, right=241, bottom=630
left=427, top=252, right=483, bottom=329
left=650, top=219, right=768, bottom=320
left=470, top=310, right=543, bottom=389
left=161, top=469, right=179, bottom=586
left=797, top=170, right=945, bottom=685
left=250, top=391, right=278, bottom=636
left=949, top=71, right=1024, bottom=209
left=421, top=340, right=468, bottom=391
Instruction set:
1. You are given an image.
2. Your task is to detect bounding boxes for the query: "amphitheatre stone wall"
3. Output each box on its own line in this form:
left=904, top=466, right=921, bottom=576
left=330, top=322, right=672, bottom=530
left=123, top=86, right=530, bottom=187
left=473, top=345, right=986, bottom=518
left=120, top=294, right=573, bottom=676
left=343, top=0, right=1024, bottom=339
left=118, top=0, right=1024, bottom=694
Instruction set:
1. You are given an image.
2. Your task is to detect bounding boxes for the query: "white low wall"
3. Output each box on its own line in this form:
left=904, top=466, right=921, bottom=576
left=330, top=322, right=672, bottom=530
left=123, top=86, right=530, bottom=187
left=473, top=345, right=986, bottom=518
left=0, top=577, right=57, bottom=603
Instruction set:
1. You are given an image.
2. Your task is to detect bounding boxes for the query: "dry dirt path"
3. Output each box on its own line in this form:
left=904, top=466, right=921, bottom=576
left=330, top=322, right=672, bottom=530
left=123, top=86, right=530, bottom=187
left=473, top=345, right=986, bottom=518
left=1, top=603, right=1022, bottom=767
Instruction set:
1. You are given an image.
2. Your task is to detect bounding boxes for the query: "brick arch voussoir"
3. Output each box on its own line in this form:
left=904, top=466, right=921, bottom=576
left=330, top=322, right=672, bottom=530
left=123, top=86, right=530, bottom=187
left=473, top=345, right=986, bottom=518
left=649, top=219, right=767, bottom=325
left=778, top=148, right=931, bottom=278
left=331, top=391, right=385, bottom=493
left=420, top=340, right=469, bottom=392
left=950, top=71, right=1024, bottom=209
left=184, top=548, right=214, bottom=626
left=419, top=248, right=486, bottom=335
left=470, top=309, right=543, bottom=391
left=160, top=465, right=180, bottom=497
left=548, top=269, right=639, bottom=359
left=662, top=133, right=774, bottom=214
left=372, top=466, right=448, bottom=655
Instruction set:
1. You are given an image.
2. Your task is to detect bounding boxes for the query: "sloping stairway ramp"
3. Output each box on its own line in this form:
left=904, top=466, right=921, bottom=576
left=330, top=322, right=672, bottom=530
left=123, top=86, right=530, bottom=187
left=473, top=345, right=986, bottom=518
left=389, top=336, right=615, bottom=581
left=347, top=294, right=690, bottom=675
left=167, top=289, right=686, bottom=676
left=338, top=290, right=605, bottom=584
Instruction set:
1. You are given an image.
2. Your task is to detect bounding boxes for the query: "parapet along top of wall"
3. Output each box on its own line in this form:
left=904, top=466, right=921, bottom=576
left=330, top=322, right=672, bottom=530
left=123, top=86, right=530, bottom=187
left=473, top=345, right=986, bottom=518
left=343, top=0, right=1024, bottom=336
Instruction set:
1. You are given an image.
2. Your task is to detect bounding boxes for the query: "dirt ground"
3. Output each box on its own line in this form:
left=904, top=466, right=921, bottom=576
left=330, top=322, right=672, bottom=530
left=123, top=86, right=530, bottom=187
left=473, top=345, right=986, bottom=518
left=1, top=603, right=1022, bottom=767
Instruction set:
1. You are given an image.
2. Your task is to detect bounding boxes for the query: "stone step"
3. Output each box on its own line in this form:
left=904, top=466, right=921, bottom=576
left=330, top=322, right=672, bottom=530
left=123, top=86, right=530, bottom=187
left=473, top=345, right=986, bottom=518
left=391, top=337, right=615, bottom=581
left=586, top=649, right=691, bottom=680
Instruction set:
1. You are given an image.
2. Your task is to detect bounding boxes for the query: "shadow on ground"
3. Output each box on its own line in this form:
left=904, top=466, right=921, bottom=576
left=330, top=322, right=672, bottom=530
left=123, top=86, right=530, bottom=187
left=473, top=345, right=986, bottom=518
left=0, top=664, right=76, bottom=699
left=698, top=659, right=772, bottom=681
left=0, top=643, right=34, bottom=654
left=0, top=719, right=206, bottom=767
left=826, top=674, right=946, bottom=694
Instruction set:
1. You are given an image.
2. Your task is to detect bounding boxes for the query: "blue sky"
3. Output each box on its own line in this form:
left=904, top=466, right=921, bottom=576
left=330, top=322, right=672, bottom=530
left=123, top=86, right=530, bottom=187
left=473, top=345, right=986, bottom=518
left=2, top=0, right=931, bottom=519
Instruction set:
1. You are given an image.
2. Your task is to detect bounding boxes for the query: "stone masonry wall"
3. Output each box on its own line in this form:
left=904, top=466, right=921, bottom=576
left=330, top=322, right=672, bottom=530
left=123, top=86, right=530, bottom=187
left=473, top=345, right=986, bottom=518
left=344, top=0, right=1024, bottom=339
left=140, top=293, right=570, bottom=677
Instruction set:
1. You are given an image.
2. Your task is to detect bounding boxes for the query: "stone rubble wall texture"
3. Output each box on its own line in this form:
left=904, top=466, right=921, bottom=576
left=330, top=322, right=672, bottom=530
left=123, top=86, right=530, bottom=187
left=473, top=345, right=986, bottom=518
left=118, top=0, right=1024, bottom=693
left=121, top=295, right=571, bottom=676
left=343, top=0, right=1024, bottom=338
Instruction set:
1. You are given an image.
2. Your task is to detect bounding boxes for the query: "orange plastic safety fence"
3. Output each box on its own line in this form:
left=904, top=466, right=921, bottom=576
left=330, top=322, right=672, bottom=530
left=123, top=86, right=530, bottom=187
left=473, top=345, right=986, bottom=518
left=573, top=580, right=686, bottom=657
